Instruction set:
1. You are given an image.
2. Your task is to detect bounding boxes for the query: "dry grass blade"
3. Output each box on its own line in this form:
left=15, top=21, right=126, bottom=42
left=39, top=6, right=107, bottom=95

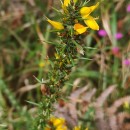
left=82, top=88, right=96, bottom=102
left=69, top=85, right=88, bottom=100
left=16, top=83, right=40, bottom=94
left=96, top=85, right=116, bottom=106
left=101, top=12, right=113, bottom=44
left=95, top=106, right=109, bottom=130
left=115, top=0, right=125, bottom=11
left=107, top=96, right=130, bottom=114
left=109, top=115, right=118, bottom=130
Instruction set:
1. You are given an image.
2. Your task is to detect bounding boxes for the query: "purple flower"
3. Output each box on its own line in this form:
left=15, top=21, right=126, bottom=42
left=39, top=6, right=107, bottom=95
left=127, top=4, right=130, bottom=12
left=123, top=59, right=130, bottom=66
left=112, top=47, right=119, bottom=54
left=98, top=29, right=107, bottom=37
left=115, top=32, right=123, bottom=40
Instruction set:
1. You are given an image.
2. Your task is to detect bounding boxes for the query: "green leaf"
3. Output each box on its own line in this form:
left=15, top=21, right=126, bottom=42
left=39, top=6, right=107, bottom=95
left=26, top=100, right=39, bottom=106
left=33, top=75, right=42, bottom=83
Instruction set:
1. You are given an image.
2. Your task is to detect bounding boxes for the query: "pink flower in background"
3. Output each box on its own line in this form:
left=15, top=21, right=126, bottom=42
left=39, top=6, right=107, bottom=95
left=127, top=4, right=130, bottom=12
left=112, top=47, right=119, bottom=55
left=115, top=32, right=123, bottom=40
left=98, top=29, right=107, bottom=37
left=123, top=59, right=130, bottom=66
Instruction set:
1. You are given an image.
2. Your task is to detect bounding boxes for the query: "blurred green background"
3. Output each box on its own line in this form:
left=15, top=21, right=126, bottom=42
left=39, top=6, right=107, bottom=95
left=0, top=0, right=130, bottom=130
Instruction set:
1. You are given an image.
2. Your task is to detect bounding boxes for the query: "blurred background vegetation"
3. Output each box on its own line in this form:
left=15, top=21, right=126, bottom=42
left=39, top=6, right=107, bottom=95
left=0, top=0, right=130, bottom=130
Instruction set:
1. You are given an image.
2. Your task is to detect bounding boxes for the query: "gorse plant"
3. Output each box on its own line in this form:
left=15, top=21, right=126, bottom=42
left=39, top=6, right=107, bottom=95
left=36, top=0, right=99, bottom=129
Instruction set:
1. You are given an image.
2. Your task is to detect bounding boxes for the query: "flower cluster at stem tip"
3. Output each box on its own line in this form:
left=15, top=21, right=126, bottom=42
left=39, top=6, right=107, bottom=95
left=47, top=0, right=99, bottom=35
left=45, top=117, right=88, bottom=130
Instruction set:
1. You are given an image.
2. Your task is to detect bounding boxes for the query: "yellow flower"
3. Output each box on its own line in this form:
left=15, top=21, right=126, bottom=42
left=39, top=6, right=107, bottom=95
left=47, top=18, right=64, bottom=30
left=62, top=0, right=77, bottom=13
left=55, top=53, right=60, bottom=59
left=63, top=0, right=70, bottom=7
left=39, top=61, right=45, bottom=68
left=84, top=16, right=99, bottom=30
left=124, top=101, right=129, bottom=109
left=80, top=2, right=99, bottom=19
left=74, top=23, right=87, bottom=34
left=56, top=125, right=68, bottom=130
left=50, top=117, right=65, bottom=127
left=63, top=0, right=77, bottom=7
left=80, top=2, right=99, bottom=30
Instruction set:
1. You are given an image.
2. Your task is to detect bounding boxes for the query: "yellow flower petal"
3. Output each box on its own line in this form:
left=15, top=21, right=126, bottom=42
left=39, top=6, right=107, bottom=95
left=63, top=0, right=77, bottom=6
left=50, top=116, right=56, bottom=122
left=39, top=61, right=45, bottom=68
left=80, top=2, right=99, bottom=19
left=90, top=2, right=99, bottom=11
left=47, top=19, right=64, bottom=30
left=55, top=53, right=60, bottom=59
left=80, top=7, right=92, bottom=19
left=64, top=0, right=70, bottom=7
left=84, top=16, right=99, bottom=30
left=74, top=23, right=87, bottom=34
left=56, top=125, right=68, bottom=130
left=50, top=117, right=65, bottom=127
